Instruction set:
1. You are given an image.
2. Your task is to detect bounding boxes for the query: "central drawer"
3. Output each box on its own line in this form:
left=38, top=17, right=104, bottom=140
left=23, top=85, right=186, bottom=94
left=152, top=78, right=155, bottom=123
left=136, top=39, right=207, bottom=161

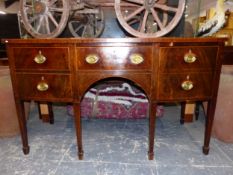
left=15, top=73, right=73, bottom=100
left=76, top=46, right=152, bottom=70
left=12, top=47, right=70, bottom=71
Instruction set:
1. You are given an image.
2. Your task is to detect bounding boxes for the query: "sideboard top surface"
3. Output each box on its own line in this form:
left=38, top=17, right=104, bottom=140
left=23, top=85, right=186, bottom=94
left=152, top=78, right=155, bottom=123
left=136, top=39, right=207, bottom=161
left=2, top=37, right=226, bottom=45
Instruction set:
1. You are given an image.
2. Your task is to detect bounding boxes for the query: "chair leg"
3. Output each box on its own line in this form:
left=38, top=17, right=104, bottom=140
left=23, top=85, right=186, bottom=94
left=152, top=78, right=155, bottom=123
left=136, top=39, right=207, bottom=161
left=180, top=102, right=185, bottom=124
left=195, top=102, right=200, bottom=120
left=37, top=102, right=54, bottom=124
left=180, top=102, right=197, bottom=124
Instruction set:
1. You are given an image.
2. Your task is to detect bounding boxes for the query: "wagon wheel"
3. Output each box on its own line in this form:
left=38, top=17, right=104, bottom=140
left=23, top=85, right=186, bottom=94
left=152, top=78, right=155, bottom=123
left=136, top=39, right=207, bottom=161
left=68, top=4, right=105, bottom=38
left=115, top=0, right=186, bottom=37
left=20, top=0, right=69, bottom=38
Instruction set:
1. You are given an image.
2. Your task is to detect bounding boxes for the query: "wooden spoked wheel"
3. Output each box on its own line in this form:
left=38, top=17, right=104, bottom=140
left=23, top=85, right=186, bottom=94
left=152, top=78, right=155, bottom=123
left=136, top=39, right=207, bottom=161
left=115, top=0, right=186, bottom=37
left=20, top=0, right=69, bottom=38
left=68, top=4, right=105, bottom=38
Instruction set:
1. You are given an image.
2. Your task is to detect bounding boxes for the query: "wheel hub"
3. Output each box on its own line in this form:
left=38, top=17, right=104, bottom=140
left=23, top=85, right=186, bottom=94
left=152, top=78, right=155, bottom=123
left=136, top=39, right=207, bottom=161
left=144, top=0, right=156, bottom=11
left=33, top=1, right=46, bottom=15
left=74, top=14, right=89, bottom=25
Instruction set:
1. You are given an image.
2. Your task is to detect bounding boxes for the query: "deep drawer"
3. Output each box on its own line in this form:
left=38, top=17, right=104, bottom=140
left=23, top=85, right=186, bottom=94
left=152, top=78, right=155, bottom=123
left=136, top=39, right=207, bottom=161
left=16, top=73, right=73, bottom=100
left=12, top=47, right=70, bottom=71
left=159, top=46, right=218, bottom=73
left=157, top=72, right=213, bottom=101
left=76, top=46, right=152, bottom=70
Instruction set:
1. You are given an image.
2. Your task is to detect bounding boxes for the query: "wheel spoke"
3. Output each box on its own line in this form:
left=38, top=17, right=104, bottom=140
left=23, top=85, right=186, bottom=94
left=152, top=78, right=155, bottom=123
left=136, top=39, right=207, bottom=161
left=153, top=3, right=178, bottom=13
left=29, top=15, right=40, bottom=23
left=140, top=10, right=149, bottom=33
left=157, top=0, right=167, bottom=4
left=74, top=24, right=84, bottom=33
left=86, top=25, right=94, bottom=36
left=128, top=17, right=140, bottom=26
left=49, top=0, right=58, bottom=6
left=82, top=26, right=88, bottom=37
left=88, top=15, right=100, bottom=28
left=36, top=16, right=44, bottom=32
left=162, top=12, right=168, bottom=26
left=47, top=12, right=59, bottom=27
left=94, top=14, right=98, bottom=35
left=125, top=6, right=145, bottom=22
left=123, top=0, right=144, bottom=5
left=151, top=8, right=164, bottom=30
left=49, top=7, right=64, bottom=13
left=89, top=20, right=96, bottom=28
left=44, top=16, right=51, bottom=34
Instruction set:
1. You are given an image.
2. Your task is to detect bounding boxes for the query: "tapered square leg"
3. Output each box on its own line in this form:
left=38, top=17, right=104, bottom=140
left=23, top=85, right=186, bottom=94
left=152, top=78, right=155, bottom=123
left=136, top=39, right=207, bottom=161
left=148, top=102, right=157, bottom=160
left=15, top=100, right=30, bottom=155
left=203, top=100, right=215, bottom=156
left=73, top=102, right=84, bottom=160
left=203, top=146, right=209, bottom=155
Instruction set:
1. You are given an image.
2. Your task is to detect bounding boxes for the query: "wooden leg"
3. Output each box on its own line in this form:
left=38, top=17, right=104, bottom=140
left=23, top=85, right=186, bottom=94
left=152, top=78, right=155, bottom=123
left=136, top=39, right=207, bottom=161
left=48, top=103, right=54, bottom=124
left=195, top=101, right=201, bottom=120
left=203, top=100, right=215, bottom=155
left=38, top=103, right=42, bottom=120
left=15, top=99, right=30, bottom=154
left=148, top=102, right=157, bottom=160
left=180, top=102, right=185, bottom=124
left=73, top=102, right=84, bottom=160
left=38, top=102, right=54, bottom=124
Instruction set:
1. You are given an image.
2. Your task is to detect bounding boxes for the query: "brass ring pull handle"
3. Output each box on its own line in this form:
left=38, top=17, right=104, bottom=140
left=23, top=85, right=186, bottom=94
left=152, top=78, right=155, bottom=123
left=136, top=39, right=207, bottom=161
left=85, top=54, right=99, bottom=64
left=37, top=82, right=49, bottom=91
left=184, top=50, right=197, bottom=63
left=34, top=50, right=46, bottom=64
left=130, top=54, right=144, bottom=65
left=181, top=80, right=194, bottom=91
left=181, top=75, right=193, bottom=91
left=181, top=80, right=193, bottom=91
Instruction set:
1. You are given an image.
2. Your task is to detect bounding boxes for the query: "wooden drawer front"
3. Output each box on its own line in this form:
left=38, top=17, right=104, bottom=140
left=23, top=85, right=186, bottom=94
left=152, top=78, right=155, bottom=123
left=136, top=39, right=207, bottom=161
left=77, top=46, right=152, bottom=70
left=16, top=73, right=72, bottom=99
left=157, top=73, right=213, bottom=101
left=13, top=47, right=70, bottom=71
left=159, top=46, right=218, bottom=73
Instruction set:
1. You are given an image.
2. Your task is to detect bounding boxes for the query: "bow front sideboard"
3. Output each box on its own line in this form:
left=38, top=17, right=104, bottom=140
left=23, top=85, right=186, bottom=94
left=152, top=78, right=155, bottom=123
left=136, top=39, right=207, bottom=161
left=4, top=37, right=225, bottom=160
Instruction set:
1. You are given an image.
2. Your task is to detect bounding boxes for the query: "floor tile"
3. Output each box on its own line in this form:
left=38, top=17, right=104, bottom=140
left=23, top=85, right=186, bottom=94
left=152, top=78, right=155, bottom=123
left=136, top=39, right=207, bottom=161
left=1, top=105, right=233, bottom=175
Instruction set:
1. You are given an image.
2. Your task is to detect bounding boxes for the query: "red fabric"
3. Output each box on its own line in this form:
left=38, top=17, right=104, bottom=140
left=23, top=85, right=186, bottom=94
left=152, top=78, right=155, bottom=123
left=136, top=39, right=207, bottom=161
left=67, top=82, right=164, bottom=119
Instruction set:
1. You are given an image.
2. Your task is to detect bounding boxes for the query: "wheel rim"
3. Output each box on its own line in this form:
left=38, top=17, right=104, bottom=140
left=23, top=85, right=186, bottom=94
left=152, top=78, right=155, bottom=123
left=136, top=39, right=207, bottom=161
left=115, top=0, right=186, bottom=38
left=20, top=0, right=69, bottom=38
left=68, top=5, right=105, bottom=38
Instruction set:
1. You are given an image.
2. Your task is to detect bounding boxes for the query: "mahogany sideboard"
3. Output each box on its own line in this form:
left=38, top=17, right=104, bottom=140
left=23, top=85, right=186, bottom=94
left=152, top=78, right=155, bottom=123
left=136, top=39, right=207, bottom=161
left=3, top=37, right=225, bottom=160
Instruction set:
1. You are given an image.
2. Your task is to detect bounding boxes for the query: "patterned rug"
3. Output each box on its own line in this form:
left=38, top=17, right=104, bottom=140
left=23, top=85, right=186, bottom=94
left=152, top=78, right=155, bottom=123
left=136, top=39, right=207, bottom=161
left=67, top=81, right=164, bottom=119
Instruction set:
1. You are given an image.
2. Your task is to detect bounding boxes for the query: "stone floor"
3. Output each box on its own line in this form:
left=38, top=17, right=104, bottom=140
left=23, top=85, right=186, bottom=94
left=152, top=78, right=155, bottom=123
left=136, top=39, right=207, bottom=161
left=1, top=104, right=233, bottom=175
